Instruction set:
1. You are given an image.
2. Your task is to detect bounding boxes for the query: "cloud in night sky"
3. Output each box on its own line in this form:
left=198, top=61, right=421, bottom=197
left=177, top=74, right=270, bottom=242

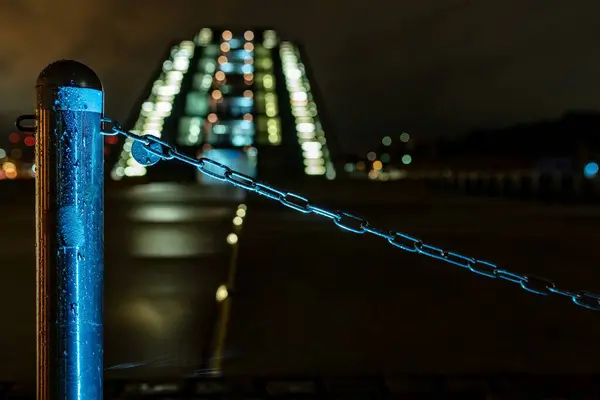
left=2, top=0, right=600, bottom=151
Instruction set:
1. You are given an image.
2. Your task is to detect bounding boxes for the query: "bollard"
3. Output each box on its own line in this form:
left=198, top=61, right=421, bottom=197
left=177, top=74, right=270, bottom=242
left=36, top=60, right=104, bottom=399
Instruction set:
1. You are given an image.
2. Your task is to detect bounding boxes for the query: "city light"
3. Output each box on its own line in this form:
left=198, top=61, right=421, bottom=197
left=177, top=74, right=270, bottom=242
left=226, top=233, right=238, bottom=245
left=111, top=40, right=195, bottom=180
left=195, top=28, right=213, bottom=46
left=222, top=30, right=233, bottom=41
left=280, top=42, right=335, bottom=179
left=8, top=133, right=19, bottom=144
left=215, top=285, right=229, bottom=302
left=584, top=162, right=599, bottom=178
left=109, top=31, right=334, bottom=182
left=2, top=161, right=17, bottom=179
left=263, top=30, right=278, bottom=49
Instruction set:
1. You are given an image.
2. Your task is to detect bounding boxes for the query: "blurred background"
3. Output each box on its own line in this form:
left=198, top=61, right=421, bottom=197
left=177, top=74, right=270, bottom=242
left=1, top=1, right=600, bottom=398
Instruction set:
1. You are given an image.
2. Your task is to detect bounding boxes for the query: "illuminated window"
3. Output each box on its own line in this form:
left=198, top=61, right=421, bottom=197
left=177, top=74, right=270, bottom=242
left=256, top=116, right=281, bottom=146
left=222, top=30, right=233, bottom=41
left=185, top=92, right=210, bottom=115
left=255, top=58, right=273, bottom=71
left=227, top=49, right=253, bottom=62
left=193, top=73, right=214, bottom=91
left=226, top=96, right=254, bottom=115
left=196, top=28, right=213, bottom=46
left=178, top=117, right=205, bottom=145
left=219, top=62, right=253, bottom=75
left=203, top=44, right=219, bottom=57
left=198, top=58, right=217, bottom=74
left=280, top=41, right=335, bottom=178
left=206, top=120, right=255, bottom=147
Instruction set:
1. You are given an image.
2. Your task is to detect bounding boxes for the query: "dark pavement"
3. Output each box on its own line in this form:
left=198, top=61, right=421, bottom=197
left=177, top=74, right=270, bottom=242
left=1, top=180, right=600, bottom=384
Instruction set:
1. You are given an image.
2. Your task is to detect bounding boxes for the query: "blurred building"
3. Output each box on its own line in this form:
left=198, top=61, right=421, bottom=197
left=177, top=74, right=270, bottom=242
left=109, top=28, right=338, bottom=184
left=101, top=29, right=342, bottom=371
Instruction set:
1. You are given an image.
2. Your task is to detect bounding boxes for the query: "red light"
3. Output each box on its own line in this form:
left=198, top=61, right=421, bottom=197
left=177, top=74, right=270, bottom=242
left=105, top=136, right=118, bottom=145
left=104, top=148, right=110, bottom=156
left=24, top=136, right=35, bottom=147
left=8, top=133, right=20, bottom=143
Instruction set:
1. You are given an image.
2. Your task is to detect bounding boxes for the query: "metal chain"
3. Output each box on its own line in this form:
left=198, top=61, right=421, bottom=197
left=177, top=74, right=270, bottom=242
left=101, top=117, right=600, bottom=311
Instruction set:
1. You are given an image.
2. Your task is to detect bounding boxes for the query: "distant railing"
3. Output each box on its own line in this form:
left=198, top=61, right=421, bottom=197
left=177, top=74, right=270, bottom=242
left=3, top=375, right=600, bottom=398
left=419, top=170, right=600, bottom=204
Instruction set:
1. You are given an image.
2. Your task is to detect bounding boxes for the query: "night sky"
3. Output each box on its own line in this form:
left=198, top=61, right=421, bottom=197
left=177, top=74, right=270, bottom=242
left=1, top=0, right=600, bottom=152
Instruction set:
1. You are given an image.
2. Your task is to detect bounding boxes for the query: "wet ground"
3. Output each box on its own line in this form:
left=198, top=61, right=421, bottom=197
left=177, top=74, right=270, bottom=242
left=1, top=179, right=599, bottom=385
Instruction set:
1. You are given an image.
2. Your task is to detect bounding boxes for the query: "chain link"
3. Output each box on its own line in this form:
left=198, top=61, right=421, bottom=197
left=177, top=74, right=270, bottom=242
left=102, top=118, right=600, bottom=311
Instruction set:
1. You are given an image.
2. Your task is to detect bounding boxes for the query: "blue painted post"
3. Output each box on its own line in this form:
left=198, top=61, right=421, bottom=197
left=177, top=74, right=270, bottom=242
left=36, top=60, right=104, bottom=399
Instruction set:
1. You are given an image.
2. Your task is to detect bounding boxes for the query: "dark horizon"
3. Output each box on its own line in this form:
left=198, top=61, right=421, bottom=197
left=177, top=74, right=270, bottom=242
left=3, top=108, right=600, bottom=155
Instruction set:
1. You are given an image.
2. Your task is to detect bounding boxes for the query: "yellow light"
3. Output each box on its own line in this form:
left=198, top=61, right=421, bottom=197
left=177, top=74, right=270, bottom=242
left=215, top=71, right=225, bottom=81
left=216, top=285, right=228, bottom=302
left=218, top=56, right=228, bottom=64
left=243, top=113, right=253, bottom=121
left=233, top=216, right=243, bottom=226
left=373, top=160, right=383, bottom=171
left=244, top=31, right=254, bottom=41
left=220, top=42, right=231, bottom=52
left=6, top=169, right=17, bottom=179
left=222, top=30, right=232, bottom=41
left=207, top=113, right=218, bottom=123
left=211, top=90, right=222, bottom=100
left=238, top=204, right=247, bottom=210
left=236, top=208, right=246, bottom=217
left=263, top=74, right=274, bottom=89
left=226, top=233, right=238, bottom=245
left=244, top=42, right=254, bottom=52
left=2, top=161, right=15, bottom=171
left=243, top=90, right=253, bottom=98
left=268, top=134, right=280, bottom=144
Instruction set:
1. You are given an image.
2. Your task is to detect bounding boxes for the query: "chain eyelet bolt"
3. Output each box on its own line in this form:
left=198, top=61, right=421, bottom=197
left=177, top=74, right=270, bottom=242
left=15, top=114, right=36, bottom=132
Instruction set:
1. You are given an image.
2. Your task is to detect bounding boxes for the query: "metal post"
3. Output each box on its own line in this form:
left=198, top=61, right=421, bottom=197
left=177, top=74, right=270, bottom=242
left=36, top=60, right=104, bottom=399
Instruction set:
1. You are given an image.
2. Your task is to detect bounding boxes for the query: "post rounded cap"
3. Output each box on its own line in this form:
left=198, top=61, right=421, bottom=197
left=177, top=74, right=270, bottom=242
left=37, top=60, right=102, bottom=91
